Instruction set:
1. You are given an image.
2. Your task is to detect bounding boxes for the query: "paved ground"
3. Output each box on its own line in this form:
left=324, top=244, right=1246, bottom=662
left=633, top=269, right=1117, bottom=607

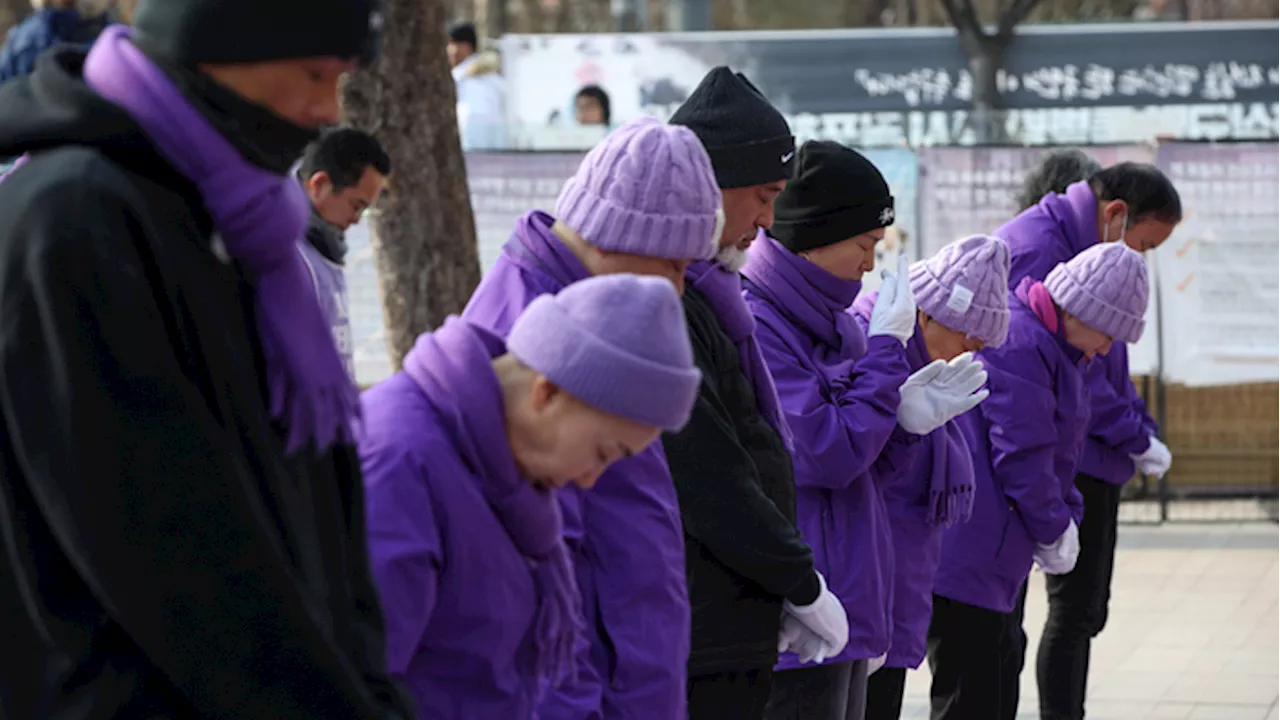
left=900, top=523, right=1279, bottom=720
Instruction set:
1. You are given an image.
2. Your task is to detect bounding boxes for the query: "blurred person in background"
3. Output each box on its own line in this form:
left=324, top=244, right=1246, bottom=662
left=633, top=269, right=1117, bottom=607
left=0, top=0, right=115, bottom=84
left=665, top=67, right=846, bottom=720
left=297, top=127, right=391, bottom=380
left=447, top=20, right=506, bottom=151
left=742, top=141, right=990, bottom=720
left=0, top=1, right=413, bottom=717
left=361, top=274, right=702, bottom=719
left=850, top=234, right=1012, bottom=720
left=574, top=84, right=611, bottom=127
left=998, top=160, right=1181, bottom=720
left=462, top=116, right=723, bottom=720
left=930, top=243, right=1152, bottom=719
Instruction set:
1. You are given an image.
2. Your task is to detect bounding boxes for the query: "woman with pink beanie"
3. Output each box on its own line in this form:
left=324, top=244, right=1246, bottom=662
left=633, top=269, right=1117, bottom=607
left=928, top=242, right=1152, bottom=719
left=848, top=234, right=1013, bottom=720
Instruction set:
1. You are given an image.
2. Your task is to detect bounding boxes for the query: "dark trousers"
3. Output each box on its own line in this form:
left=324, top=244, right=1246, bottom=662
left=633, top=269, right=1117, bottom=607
left=927, top=594, right=1019, bottom=720
left=688, top=668, right=775, bottom=720
left=1037, top=474, right=1122, bottom=720
left=865, top=666, right=907, bottom=720
left=1004, top=582, right=1029, bottom=720
left=764, top=660, right=868, bottom=720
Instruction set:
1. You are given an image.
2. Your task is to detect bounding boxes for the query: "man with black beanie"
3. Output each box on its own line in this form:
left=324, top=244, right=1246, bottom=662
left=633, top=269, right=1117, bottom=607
left=0, top=1, right=412, bottom=718
left=665, top=67, right=847, bottom=720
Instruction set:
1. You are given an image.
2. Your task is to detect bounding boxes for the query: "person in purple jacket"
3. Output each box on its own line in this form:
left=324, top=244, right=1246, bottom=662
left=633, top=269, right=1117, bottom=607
left=361, top=274, right=703, bottom=720
left=742, top=141, right=991, bottom=720
left=461, top=115, right=723, bottom=720
left=849, top=234, right=1013, bottom=720
left=998, top=161, right=1181, bottom=720
left=929, top=242, right=1152, bottom=720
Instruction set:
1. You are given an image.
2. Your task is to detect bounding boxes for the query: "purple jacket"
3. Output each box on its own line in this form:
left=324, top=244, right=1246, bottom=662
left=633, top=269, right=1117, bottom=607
left=461, top=210, right=690, bottom=720
left=741, top=235, right=919, bottom=666
left=933, top=279, right=1088, bottom=614
left=998, top=181, right=1156, bottom=483
left=360, top=319, right=541, bottom=719
left=850, top=292, right=975, bottom=670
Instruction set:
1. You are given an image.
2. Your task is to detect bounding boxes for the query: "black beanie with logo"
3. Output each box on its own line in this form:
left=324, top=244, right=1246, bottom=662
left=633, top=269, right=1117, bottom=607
left=133, top=0, right=385, bottom=67
left=769, top=141, right=896, bottom=253
left=669, top=66, right=795, bottom=189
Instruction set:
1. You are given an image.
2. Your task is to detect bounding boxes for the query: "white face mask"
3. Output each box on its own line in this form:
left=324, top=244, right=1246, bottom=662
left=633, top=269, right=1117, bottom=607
left=1103, top=212, right=1129, bottom=246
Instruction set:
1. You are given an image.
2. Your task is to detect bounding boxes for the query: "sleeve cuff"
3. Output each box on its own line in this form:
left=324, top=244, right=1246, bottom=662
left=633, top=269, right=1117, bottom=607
left=785, top=570, right=822, bottom=606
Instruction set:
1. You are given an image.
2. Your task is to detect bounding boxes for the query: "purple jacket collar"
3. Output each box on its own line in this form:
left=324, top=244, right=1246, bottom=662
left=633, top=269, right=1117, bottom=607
left=1034, top=180, right=1102, bottom=257
left=1014, top=277, right=1086, bottom=367
left=502, top=210, right=591, bottom=291
left=742, top=234, right=864, bottom=356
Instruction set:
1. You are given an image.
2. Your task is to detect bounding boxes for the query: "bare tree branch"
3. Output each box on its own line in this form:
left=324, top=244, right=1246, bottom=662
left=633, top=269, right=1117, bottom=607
left=997, top=0, right=1044, bottom=36
left=938, top=0, right=984, bottom=34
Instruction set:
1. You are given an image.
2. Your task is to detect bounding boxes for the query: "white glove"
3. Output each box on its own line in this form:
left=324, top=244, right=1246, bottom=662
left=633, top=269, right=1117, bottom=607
left=868, top=255, right=918, bottom=346
left=1033, top=519, right=1080, bottom=575
left=778, top=612, right=833, bottom=664
left=1131, top=436, right=1173, bottom=477
left=867, top=653, right=887, bottom=676
left=783, top=573, right=850, bottom=661
left=896, top=352, right=990, bottom=435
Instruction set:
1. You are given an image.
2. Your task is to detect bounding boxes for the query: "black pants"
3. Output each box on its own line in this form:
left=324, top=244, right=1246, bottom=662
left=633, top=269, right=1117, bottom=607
left=764, top=660, right=868, bottom=720
left=1004, top=582, right=1029, bottom=720
left=1037, top=474, right=1122, bottom=720
left=927, top=594, right=1019, bottom=720
left=688, top=668, right=775, bottom=720
left=865, top=666, right=907, bottom=720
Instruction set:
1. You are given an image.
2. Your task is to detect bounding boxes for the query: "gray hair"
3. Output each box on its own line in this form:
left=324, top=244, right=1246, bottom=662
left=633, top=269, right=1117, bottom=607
left=1015, top=148, right=1103, bottom=211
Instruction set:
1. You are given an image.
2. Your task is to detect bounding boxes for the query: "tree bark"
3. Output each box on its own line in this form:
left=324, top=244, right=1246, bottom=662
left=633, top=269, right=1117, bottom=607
left=939, top=0, right=1044, bottom=143
left=341, top=0, right=481, bottom=371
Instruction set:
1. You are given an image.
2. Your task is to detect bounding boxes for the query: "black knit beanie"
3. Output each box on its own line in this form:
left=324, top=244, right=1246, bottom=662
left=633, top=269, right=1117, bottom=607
left=669, top=67, right=795, bottom=189
left=769, top=141, right=896, bottom=253
left=133, top=0, right=385, bottom=67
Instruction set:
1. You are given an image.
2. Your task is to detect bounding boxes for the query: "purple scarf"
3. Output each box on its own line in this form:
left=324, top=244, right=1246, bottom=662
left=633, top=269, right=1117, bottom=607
left=501, top=210, right=590, bottom=289
left=403, top=317, right=582, bottom=687
left=904, top=327, right=975, bottom=526
left=686, top=258, right=793, bottom=449
left=81, top=26, right=356, bottom=453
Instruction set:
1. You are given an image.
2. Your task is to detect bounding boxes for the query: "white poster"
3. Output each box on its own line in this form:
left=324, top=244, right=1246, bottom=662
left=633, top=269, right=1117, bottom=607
left=1154, top=142, right=1279, bottom=386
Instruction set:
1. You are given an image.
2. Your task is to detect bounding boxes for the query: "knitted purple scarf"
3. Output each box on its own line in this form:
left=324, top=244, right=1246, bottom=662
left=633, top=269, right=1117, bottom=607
left=81, top=25, right=357, bottom=453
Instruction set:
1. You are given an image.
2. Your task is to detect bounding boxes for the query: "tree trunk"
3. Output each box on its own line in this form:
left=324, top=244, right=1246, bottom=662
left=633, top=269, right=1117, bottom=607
left=341, top=0, right=481, bottom=371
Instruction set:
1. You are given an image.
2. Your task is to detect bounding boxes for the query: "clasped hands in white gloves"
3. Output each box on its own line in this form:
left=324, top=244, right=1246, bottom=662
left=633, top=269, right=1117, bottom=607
left=897, top=352, right=990, bottom=436
left=868, top=255, right=918, bottom=346
left=1131, top=436, right=1172, bottom=477
left=1033, top=519, right=1080, bottom=575
left=777, top=572, right=849, bottom=664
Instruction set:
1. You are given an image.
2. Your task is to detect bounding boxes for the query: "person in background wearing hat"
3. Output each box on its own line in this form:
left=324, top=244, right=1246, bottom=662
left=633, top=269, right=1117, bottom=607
left=996, top=162, right=1181, bottom=720
left=0, top=2, right=409, bottom=718
left=850, top=234, right=1012, bottom=720
left=297, top=127, right=392, bottom=381
left=741, top=141, right=990, bottom=720
left=664, top=69, right=847, bottom=720
left=461, top=116, right=722, bottom=720
left=1002, top=147, right=1103, bottom=720
left=361, top=274, right=703, bottom=719
left=929, top=243, right=1153, bottom=720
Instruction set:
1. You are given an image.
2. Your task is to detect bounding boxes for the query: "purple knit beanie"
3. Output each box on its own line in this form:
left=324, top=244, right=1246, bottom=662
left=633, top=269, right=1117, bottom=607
left=506, top=274, right=701, bottom=431
left=555, top=116, right=723, bottom=261
left=1044, top=243, right=1149, bottom=344
left=910, top=234, right=1011, bottom=347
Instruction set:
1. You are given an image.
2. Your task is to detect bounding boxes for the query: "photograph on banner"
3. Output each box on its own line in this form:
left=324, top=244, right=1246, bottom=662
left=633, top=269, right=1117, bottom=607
left=501, top=23, right=1278, bottom=149
left=1154, top=142, right=1279, bottom=387
left=916, top=144, right=1160, bottom=375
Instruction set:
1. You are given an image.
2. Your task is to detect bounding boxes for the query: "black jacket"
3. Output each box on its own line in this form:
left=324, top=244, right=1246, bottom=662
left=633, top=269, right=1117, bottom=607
left=300, top=173, right=348, bottom=266
left=0, top=50, right=410, bottom=719
left=662, top=286, right=821, bottom=676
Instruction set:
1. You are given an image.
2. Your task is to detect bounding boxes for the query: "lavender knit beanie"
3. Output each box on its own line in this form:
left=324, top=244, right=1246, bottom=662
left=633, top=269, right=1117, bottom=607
left=555, top=116, right=724, bottom=261
left=506, top=274, right=701, bottom=431
left=910, top=234, right=1012, bottom=347
left=1044, top=243, right=1149, bottom=344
